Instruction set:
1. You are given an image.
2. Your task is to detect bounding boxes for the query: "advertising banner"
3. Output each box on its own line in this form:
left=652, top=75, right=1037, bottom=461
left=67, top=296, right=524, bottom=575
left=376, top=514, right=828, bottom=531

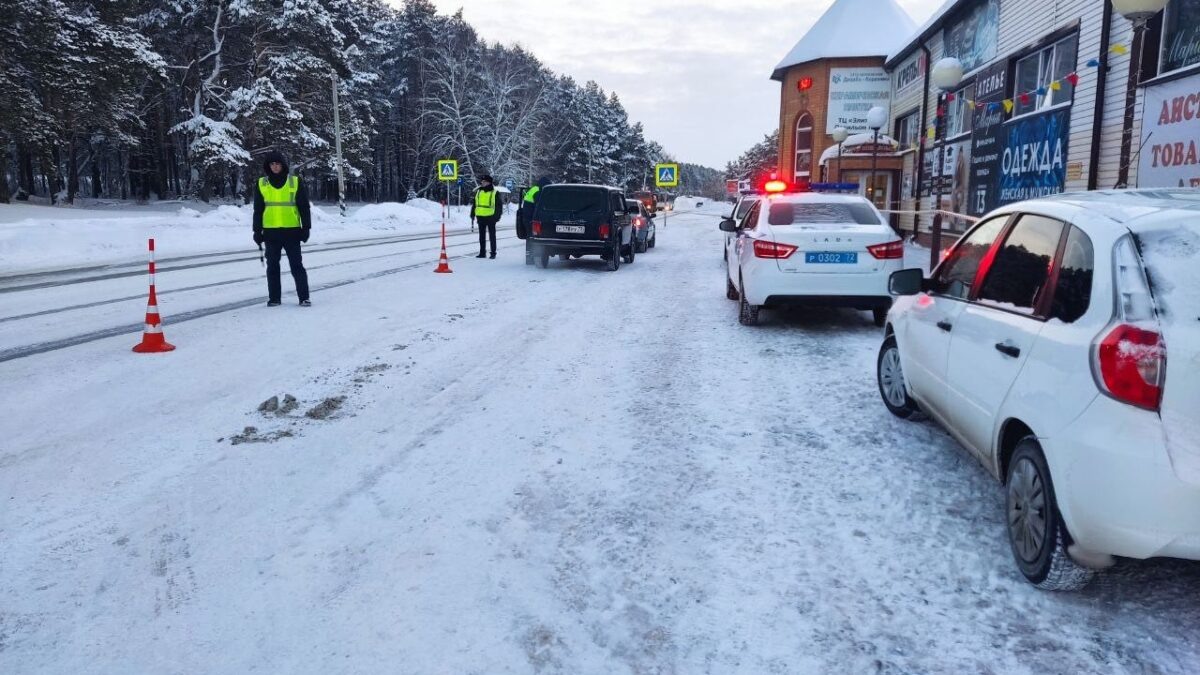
left=943, top=0, right=1000, bottom=72
left=1138, top=73, right=1200, bottom=188
left=827, top=68, right=890, bottom=134
left=968, top=60, right=1008, bottom=215
left=997, top=108, right=1071, bottom=205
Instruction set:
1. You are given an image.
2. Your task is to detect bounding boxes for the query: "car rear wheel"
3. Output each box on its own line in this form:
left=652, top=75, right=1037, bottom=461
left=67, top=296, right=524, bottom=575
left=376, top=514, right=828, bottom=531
left=636, top=238, right=647, bottom=253
left=559, top=253, right=571, bottom=262
left=623, top=240, right=636, bottom=264
left=607, top=242, right=621, bottom=271
left=877, top=336, right=919, bottom=419
left=1006, top=438, right=1096, bottom=591
left=737, top=277, right=759, bottom=326
left=649, top=234, right=656, bottom=249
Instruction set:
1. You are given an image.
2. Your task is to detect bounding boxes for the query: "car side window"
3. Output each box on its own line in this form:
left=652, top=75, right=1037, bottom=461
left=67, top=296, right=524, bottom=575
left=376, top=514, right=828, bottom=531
left=1049, top=225, right=1094, bottom=323
left=976, top=214, right=1066, bottom=316
left=932, top=216, right=1008, bottom=300
left=740, top=202, right=761, bottom=230
left=611, top=193, right=624, bottom=213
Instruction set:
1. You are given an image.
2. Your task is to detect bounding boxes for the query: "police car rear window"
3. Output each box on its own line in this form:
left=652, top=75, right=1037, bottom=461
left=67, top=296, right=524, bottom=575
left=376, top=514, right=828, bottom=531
left=768, top=202, right=882, bottom=226
left=539, top=188, right=608, bottom=214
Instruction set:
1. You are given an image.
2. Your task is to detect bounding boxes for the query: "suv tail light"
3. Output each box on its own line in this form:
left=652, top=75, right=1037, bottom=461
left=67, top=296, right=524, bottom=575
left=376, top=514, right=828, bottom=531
left=1092, top=236, right=1165, bottom=411
left=531, top=220, right=542, bottom=236
left=1095, top=324, right=1165, bottom=410
left=753, top=239, right=797, bottom=259
left=867, top=240, right=904, bottom=260
left=599, top=223, right=611, bottom=239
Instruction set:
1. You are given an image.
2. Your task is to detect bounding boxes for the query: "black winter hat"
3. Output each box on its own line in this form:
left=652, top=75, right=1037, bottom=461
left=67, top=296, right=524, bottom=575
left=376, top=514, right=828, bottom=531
left=478, top=174, right=494, bottom=184
left=262, top=150, right=289, bottom=175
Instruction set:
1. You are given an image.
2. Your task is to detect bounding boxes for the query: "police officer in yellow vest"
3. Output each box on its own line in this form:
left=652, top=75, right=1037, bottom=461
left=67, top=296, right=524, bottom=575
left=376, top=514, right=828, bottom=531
left=470, top=174, right=503, bottom=259
left=252, top=150, right=311, bottom=306
left=519, top=176, right=550, bottom=265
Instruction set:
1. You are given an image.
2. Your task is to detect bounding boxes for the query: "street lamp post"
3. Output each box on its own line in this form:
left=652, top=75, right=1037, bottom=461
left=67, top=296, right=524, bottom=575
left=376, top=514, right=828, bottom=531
left=929, top=57, right=964, bottom=270
left=1111, top=0, right=1168, bottom=188
left=831, top=127, right=849, bottom=182
left=866, top=107, right=887, bottom=209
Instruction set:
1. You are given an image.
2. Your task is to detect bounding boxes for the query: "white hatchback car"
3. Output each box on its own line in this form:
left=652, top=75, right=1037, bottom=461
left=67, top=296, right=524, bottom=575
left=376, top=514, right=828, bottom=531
left=879, top=189, right=1200, bottom=590
left=721, top=190, right=904, bottom=326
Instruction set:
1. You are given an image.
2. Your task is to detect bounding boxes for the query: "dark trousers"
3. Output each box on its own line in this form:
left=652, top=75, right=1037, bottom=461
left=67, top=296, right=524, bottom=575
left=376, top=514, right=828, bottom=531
left=477, top=216, right=498, bottom=255
left=264, top=229, right=310, bottom=302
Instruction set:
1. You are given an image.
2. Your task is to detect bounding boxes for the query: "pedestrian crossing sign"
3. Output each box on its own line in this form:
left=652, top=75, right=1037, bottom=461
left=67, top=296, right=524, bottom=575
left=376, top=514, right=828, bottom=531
left=655, top=163, right=679, bottom=188
left=437, top=159, right=458, bottom=181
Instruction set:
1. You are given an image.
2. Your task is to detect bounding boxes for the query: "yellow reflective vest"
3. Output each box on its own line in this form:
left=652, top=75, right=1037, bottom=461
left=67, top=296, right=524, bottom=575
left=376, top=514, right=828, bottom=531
left=523, top=185, right=540, bottom=204
left=258, top=176, right=301, bottom=229
left=474, top=188, right=498, bottom=218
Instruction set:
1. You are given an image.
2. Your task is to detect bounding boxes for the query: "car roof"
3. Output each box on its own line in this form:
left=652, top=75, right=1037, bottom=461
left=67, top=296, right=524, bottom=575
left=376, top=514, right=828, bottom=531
left=764, top=192, right=873, bottom=205
left=547, top=183, right=623, bottom=192
left=997, top=189, right=1200, bottom=232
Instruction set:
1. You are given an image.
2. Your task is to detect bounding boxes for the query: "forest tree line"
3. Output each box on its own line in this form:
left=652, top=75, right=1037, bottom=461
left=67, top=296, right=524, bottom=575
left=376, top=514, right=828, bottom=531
left=0, top=0, right=712, bottom=206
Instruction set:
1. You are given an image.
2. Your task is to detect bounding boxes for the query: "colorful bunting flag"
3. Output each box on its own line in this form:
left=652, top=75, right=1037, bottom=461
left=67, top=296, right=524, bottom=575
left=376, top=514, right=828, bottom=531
left=1065, top=72, right=1080, bottom=87
left=1003, top=99, right=1014, bottom=113
left=1050, top=80, right=1062, bottom=91
left=927, top=126, right=936, bottom=140
left=946, top=92, right=956, bottom=102
left=1086, top=58, right=1101, bottom=67
left=1111, top=44, right=1129, bottom=55
left=1019, top=92, right=1031, bottom=105
left=1035, top=86, right=1047, bottom=96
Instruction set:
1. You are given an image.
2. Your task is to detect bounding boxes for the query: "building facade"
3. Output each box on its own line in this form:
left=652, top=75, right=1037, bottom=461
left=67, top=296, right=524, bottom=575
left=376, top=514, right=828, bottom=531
left=884, top=0, right=1200, bottom=239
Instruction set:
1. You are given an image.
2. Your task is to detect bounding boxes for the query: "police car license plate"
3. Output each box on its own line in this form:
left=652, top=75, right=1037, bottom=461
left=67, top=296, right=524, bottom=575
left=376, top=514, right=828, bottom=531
left=556, top=225, right=585, bottom=234
left=805, top=252, right=858, bottom=264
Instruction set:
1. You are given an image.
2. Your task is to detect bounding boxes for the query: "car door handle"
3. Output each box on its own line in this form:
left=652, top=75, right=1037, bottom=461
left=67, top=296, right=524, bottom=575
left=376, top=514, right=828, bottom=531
left=936, top=320, right=953, bottom=332
left=995, top=342, right=1021, bottom=358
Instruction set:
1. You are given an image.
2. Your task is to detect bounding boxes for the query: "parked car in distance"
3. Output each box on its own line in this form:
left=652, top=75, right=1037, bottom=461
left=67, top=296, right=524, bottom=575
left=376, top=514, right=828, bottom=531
left=632, top=190, right=658, bottom=213
left=626, top=199, right=657, bottom=253
left=878, top=189, right=1200, bottom=591
left=722, top=186, right=903, bottom=326
left=722, top=194, right=761, bottom=260
left=529, top=184, right=635, bottom=271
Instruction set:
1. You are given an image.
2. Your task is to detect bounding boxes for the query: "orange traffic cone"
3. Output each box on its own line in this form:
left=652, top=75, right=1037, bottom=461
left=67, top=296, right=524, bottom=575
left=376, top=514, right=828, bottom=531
left=434, top=206, right=453, bottom=274
left=133, top=238, right=175, bottom=353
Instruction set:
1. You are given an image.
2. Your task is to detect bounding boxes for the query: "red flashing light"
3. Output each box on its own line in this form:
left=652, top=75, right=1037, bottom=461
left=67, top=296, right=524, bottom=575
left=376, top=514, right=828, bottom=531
left=764, top=180, right=789, bottom=194
left=798, top=77, right=814, bottom=91
left=753, top=239, right=798, bottom=259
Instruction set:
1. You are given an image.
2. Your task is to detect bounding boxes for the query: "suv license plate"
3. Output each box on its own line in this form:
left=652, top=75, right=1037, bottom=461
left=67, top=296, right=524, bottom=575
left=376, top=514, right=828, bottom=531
left=805, top=252, right=857, bottom=264
left=556, top=225, right=585, bottom=234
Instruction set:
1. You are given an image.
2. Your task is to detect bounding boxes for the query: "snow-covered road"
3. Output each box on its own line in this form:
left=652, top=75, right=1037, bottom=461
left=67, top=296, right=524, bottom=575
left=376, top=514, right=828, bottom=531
left=1, top=208, right=1197, bottom=674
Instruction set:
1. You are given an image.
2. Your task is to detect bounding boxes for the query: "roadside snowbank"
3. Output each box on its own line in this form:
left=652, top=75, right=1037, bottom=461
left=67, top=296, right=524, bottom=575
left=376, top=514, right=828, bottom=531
left=0, top=200, right=494, bottom=274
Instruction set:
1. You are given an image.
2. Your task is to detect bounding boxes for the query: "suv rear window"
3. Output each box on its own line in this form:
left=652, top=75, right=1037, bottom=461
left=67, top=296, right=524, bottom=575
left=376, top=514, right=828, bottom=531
left=539, top=188, right=608, bottom=214
left=767, top=201, right=882, bottom=226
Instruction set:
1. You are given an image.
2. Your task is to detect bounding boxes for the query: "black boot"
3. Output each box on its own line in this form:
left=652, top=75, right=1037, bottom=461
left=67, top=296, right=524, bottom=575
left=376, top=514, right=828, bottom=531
left=476, top=252, right=486, bottom=258
left=489, top=251, right=496, bottom=259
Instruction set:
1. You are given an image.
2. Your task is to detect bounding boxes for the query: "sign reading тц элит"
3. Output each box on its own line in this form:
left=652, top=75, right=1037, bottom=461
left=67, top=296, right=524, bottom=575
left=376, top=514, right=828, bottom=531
left=826, top=68, right=890, bottom=134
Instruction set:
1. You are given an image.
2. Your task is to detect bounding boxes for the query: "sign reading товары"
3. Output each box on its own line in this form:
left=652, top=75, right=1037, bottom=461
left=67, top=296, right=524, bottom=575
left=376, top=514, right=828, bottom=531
left=826, top=68, right=890, bottom=134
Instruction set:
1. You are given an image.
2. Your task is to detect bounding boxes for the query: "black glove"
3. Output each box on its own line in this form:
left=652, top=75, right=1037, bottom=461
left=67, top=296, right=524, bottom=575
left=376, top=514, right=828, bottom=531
left=300, top=229, right=310, bottom=243
left=253, top=231, right=264, bottom=245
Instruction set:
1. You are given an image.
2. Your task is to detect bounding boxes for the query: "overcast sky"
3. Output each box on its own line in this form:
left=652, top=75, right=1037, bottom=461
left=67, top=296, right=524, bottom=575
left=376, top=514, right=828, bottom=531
left=416, top=0, right=944, bottom=169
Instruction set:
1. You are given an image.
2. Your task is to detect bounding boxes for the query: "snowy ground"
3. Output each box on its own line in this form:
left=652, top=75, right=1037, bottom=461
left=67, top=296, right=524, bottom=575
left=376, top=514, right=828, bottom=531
left=1, top=205, right=1198, bottom=674
left=0, top=199, right=487, bottom=274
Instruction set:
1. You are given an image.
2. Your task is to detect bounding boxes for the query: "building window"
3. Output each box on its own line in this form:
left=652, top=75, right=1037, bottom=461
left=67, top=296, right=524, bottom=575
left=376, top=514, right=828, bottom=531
left=1013, top=35, right=1078, bottom=117
left=946, top=84, right=975, bottom=138
left=794, top=112, right=813, bottom=180
left=1162, top=0, right=1200, bottom=74
left=895, top=110, right=920, bottom=148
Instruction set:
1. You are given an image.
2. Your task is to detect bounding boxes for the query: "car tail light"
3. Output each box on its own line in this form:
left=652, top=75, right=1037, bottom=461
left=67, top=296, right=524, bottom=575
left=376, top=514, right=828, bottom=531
left=531, top=220, right=542, bottom=236
left=599, top=223, right=611, bottom=239
left=1095, top=324, right=1165, bottom=410
left=753, top=239, right=797, bottom=259
left=1092, top=236, right=1165, bottom=411
left=867, top=240, right=904, bottom=259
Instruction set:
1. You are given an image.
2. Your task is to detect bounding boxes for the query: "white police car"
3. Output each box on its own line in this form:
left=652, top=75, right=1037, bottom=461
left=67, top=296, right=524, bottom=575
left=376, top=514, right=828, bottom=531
left=721, top=181, right=904, bottom=326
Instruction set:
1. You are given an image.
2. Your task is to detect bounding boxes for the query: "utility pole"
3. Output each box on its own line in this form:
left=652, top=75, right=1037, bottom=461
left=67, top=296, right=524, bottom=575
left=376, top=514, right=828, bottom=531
left=331, top=73, right=346, bottom=218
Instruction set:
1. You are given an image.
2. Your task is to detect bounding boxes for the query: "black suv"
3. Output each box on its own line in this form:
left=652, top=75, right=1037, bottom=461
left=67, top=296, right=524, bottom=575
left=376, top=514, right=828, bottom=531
left=529, top=184, right=636, bottom=271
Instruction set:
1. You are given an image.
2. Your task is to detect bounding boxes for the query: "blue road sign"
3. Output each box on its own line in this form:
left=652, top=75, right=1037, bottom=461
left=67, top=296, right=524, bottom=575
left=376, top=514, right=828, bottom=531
left=655, top=163, right=679, bottom=187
